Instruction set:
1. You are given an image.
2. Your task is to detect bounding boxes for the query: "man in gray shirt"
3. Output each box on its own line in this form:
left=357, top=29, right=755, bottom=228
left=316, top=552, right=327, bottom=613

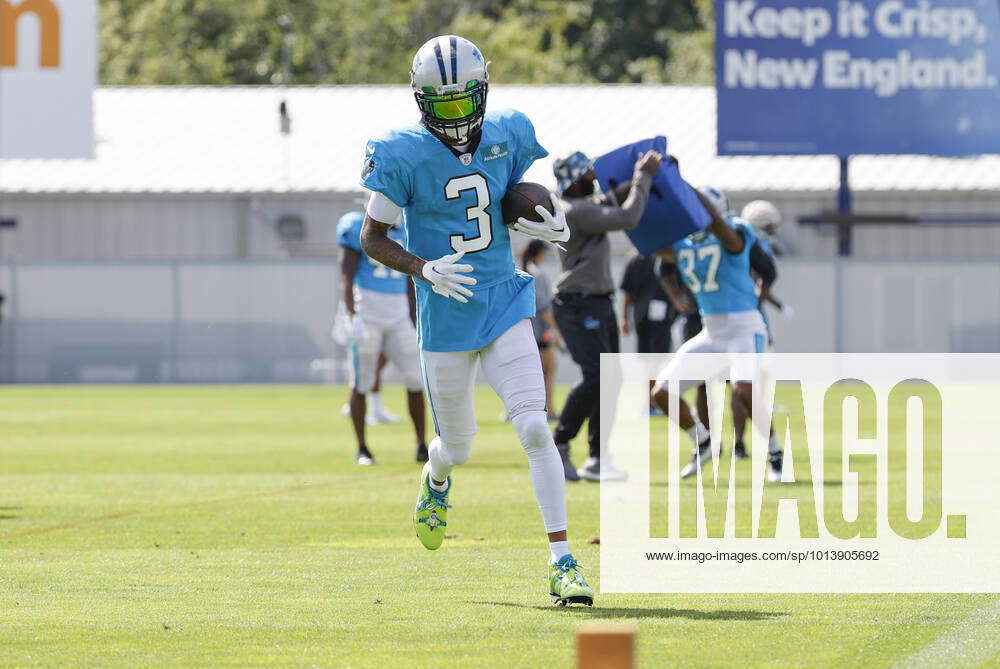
left=551, top=149, right=662, bottom=481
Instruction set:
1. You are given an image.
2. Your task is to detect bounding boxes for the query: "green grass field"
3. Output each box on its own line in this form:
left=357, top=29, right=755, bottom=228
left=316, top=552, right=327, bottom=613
left=1, top=385, right=997, bottom=668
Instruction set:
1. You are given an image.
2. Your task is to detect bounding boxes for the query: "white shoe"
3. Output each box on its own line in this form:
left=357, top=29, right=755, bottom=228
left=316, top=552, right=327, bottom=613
left=577, top=457, right=600, bottom=482
left=680, top=438, right=717, bottom=479
left=576, top=457, right=629, bottom=482
left=370, top=406, right=401, bottom=424
left=355, top=446, right=375, bottom=466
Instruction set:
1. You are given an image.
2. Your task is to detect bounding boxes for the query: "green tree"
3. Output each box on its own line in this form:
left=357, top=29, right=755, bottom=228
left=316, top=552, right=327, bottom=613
left=99, top=0, right=714, bottom=86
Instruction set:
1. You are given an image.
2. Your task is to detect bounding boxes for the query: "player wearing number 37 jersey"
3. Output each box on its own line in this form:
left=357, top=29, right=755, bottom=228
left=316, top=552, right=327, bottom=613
left=651, top=186, right=784, bottom=483
left=358, top=35, right=592, bottom=606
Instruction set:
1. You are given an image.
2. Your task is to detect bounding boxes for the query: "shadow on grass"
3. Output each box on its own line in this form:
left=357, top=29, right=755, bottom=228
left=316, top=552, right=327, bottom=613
left=0, top=515, right=19, bottom=520
left=0, top=507, right=22, bottom=511
left=467, top=600, right=785, bottom=621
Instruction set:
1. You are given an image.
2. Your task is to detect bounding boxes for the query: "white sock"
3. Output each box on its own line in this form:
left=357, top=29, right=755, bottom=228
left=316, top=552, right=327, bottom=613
left=686, top=420, right=708, bottom=445
left=369, top=392, right=385, bottom=412
left=512, top=411, right=568, bottom=534
left=549, top=540, right=570, bottom=563
left=428, top=477, right=449, bottom=493
left=428, top=435, right=471, bottom=489
left=428, top=436, right=454, bottom=486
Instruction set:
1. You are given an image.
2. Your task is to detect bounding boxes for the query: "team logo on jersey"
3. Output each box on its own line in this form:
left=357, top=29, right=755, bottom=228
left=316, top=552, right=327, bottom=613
left=460, top=153, right=473, bottom=166
left=361, top=156, right=376, bottom=180
left=480, top=142, right=509, bottom=162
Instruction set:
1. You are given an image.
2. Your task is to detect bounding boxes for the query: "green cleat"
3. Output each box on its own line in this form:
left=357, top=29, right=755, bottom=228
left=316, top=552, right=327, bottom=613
left=413, top=462, right=451, bottom=550
left=549, top=555, right=594, bottom=606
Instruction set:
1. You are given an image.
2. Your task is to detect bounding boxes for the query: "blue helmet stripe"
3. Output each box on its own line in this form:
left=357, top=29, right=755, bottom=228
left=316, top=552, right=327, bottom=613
left=449, top=36, right=458, bottom=84
left=433, top=40, right=448, bottom=86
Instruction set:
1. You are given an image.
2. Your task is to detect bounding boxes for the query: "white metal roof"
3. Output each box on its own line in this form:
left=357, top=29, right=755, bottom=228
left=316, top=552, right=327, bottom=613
left=2, top=85, right=998, bottom=195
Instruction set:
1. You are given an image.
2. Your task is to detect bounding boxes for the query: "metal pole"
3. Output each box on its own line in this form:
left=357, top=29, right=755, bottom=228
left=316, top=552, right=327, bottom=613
left=834, top=156, right=851, bottom=353
left=837, top=156, right=852, bottom=256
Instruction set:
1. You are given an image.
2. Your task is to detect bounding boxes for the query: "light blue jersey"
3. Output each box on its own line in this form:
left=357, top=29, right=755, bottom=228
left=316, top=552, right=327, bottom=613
left=337, top=211, right=408, bottom=295
left=672, top=217, right=759, bottom=316
left=360, top=109, right=547, bottom=352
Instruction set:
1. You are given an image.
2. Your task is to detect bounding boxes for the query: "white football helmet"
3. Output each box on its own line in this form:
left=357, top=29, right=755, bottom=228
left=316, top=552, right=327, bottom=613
left=741, top=200, right=782, bottom=236
left=410, top=35, right=489, bottom=145
left=697, top=185, right=732, bottom=218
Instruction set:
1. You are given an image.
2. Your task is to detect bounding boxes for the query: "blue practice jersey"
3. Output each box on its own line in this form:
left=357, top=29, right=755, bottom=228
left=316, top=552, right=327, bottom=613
left=672, top=217, right=759, bottom=316
left=360, top=108, right=548, bottom=351
left=337, top=211, right=408, bottom=295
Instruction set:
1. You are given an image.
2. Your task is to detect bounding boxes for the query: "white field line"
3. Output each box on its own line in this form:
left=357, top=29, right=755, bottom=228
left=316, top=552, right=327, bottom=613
left=894, top=597, right=1000, bottom=669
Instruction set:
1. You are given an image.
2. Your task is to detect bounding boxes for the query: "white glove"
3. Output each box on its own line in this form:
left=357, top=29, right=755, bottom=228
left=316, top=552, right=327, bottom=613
left=781, top=303, right=795, bottom=319
left=512, top=193, right=570, bottom=244
left=421, top=251, right=476, bottom=303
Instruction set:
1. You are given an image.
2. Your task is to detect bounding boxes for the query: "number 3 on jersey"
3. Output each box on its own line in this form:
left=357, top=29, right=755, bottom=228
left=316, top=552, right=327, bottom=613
left=677, top=244, right=721, bottom=294
left=445, top=174, right=493, bottom=253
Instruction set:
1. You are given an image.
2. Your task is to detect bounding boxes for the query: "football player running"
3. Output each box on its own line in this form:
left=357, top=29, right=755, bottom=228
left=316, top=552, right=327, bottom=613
left=337, top=210, right=428, bottom=466
left=651, top=186, right=784, bottom=482
left=358, top=36, right=592, bottom=606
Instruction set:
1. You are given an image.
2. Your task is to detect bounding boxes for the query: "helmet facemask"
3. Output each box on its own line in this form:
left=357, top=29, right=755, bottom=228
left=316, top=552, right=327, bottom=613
left=414, top=79, right=489, bottom=145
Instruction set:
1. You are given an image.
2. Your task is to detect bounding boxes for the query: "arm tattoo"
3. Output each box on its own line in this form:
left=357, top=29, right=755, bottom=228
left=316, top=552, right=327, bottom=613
left=360, top=216, right=427, bottom=281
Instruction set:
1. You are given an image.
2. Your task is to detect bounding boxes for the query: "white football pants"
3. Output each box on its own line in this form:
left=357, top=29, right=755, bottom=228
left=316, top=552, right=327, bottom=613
left=420, top=319, right=567, bottom=533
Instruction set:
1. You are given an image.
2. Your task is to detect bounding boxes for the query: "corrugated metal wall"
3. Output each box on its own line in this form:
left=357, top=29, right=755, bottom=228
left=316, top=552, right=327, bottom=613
left=0, top=197, right=241, bottom=260
left=0, top=260, right=339, bottom=383
left=0, top=194, right=362, bottom=261
left=1, top=257, right=995, bottom=384
left=0, top=190, right=998, bottom=261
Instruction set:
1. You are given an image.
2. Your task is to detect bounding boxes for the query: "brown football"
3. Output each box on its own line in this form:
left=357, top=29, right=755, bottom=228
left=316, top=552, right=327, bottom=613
left=501, top=182, right=555, bottom=228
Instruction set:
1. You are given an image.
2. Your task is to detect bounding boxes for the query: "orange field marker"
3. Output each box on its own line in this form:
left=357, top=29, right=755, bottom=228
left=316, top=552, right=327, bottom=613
left=576, top=622, right=637, bottom=669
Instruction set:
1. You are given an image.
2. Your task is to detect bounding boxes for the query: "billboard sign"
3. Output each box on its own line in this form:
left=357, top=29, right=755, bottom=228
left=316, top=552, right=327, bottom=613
left=0, top=0, right=96, bottom=158
left=715, top=0, right=1000, bottom=155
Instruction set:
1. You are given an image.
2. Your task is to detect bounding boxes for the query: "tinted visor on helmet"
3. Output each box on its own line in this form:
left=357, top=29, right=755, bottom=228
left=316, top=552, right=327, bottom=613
left=415, top=80, right=488, bottom=140
left=427, top=92, right=476, bottom=119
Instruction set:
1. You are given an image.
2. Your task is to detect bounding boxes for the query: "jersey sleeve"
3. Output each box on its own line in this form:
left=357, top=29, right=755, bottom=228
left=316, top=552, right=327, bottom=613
left=507, top=110, right=549, bottom=189
left=359, top=139, right=412, bottom=208
left=336, top=213, right=363, bottom=252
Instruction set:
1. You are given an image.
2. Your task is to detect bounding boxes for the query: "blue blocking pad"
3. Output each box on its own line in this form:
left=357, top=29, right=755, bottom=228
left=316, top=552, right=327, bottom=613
left=593, top=136, right=710, bottom=255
